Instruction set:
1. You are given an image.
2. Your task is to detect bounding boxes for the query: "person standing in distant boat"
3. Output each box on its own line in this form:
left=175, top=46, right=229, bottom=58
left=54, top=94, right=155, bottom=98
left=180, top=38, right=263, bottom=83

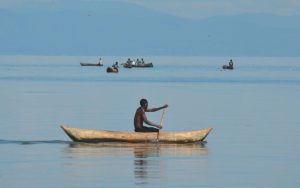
left=229, top=59, right=234, bottom=68
left=98, top=57, right=104, bottom=65
left=134, top=98, right=168, bottom=132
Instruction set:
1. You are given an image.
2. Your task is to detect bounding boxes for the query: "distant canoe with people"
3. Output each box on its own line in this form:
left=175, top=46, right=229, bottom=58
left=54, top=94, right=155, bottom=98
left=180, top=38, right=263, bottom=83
left=123, top=58, right=153, bottom=68
left=106, top=62, right=119, bottom=73
left=106, top=67, right=118, bottom=73
left=80, top=57, right=104, bottom=67
left=123, top=62, right=153, bottom=68
left=134, top=62, right=153, bottom=68
left=222, top=59, right=234, bottom=70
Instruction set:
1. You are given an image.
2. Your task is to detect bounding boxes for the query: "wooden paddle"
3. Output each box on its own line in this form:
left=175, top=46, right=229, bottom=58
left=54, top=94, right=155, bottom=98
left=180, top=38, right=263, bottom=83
left=156, top=108, right=166, bottom=142
left=159, top=108, right=167, bottom=128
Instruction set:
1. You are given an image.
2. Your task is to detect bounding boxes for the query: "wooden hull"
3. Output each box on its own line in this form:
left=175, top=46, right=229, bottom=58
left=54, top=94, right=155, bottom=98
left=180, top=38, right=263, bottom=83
left=60, top=125, right=212, bottom=143
left=123, top=62, right=153, bottom=68
left=80, top=62, right=103, bottom=66
left=106, top=67, right=118, bottom=73
left=222, top=65, right=234, bottom=70
left=133, top=63, right=153, bottom=68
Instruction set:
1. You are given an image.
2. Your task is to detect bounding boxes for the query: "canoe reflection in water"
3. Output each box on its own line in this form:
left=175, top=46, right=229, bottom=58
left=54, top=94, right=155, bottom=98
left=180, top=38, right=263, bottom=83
left=133, top=142, right=208, bottom=182
left=64, top=142, right=209, bottom=184
left=133, top=144, right=161, bottom=180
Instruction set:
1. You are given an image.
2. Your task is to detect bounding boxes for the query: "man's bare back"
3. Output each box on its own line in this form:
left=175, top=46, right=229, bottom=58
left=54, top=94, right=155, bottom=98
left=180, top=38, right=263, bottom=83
left=134, top=106, right=144, bottom=130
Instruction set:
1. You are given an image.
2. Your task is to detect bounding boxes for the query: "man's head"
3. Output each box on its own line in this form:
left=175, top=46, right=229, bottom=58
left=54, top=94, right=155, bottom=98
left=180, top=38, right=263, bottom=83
left=140, top=98, right=148, bottom=108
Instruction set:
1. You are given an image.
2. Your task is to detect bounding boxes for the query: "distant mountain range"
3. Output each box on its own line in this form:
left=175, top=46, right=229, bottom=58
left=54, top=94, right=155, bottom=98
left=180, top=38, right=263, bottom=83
left=0, top=1, right=299, bottom=56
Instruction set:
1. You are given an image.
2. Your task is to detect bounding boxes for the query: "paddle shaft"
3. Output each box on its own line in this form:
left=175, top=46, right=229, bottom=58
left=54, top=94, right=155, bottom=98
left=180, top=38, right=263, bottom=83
left=156, top=108, right=166, bottom=142
left=159, top=108, right=167, bottom=127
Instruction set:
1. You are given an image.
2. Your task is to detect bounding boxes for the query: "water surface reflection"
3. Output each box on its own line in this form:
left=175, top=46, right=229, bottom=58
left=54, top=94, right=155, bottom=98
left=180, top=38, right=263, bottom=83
left=63, top=142, right=209, bottom=185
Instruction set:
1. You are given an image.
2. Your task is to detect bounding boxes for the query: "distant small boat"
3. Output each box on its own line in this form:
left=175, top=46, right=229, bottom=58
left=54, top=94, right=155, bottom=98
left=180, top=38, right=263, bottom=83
left=222, top=60, right=234, bottom=70
left=222, top=64, right=234, bottom=70
left=106, top=67, right=118, bottom=73
left=133, top=62, right=153, bottom=68
left=60, top=125, right=213, bottom=143
left=123, top=63, right=133, bottom=68
left=123, top=62, right=153, bottom=68
left=80, top=62, right=103, bottom=66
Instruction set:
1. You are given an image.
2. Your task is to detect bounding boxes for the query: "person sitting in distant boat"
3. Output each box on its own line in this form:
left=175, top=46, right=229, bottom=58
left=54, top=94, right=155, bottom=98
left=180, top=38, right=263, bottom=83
left=107, top=62, right=119, bottom=73
left=112, top=61, right=119, bottom=69
left=124, top=58, right=133, bottom=68
left=222, top=59, right=234, bottom=70
left=229, top=59, right=233, bottom=67
left=98, top=57, right=104, bottom=65
left=126, top=58, right=131, bottom=64
left=141, top=58, right=145, bottom=64
left=134, top=98, right=168, bottom=132
left=136, top=58, right=141, bottom=65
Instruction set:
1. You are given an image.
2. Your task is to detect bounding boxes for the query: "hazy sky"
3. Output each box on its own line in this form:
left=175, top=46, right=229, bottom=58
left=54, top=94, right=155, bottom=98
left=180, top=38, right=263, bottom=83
left=1, top=0, right=300, bottom=19
left=1, top=0, right=299, bottom=56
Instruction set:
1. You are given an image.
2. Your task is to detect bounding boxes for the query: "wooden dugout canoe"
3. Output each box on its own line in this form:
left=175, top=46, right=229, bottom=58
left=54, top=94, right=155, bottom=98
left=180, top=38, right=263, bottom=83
left=132, top=62, right=153, bottom=68
left=80, top=62, right=103, bottom=66
left=60, top=125, right=212, bottom=143
left=123, top=62, right=153, bottom=68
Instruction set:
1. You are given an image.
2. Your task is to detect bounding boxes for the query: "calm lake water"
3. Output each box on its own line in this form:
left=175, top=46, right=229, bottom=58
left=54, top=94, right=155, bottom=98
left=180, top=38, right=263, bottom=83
left=0, top=56, right=300, bottom=187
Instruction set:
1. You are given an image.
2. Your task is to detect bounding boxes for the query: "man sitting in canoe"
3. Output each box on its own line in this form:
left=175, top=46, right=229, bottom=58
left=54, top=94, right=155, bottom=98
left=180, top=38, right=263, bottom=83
left=134, top=99, right=168, bottom=132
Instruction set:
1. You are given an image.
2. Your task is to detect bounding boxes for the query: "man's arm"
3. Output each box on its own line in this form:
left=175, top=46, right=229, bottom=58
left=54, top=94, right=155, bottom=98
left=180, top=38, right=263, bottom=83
left=142, top=111, right=162, bottom=129
left=146, top=104, right=168, bottom=112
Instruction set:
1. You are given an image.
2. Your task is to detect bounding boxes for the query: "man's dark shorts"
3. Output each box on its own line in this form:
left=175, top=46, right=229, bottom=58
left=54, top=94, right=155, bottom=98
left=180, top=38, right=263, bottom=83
left=135, top=126, right=159, bottom=132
